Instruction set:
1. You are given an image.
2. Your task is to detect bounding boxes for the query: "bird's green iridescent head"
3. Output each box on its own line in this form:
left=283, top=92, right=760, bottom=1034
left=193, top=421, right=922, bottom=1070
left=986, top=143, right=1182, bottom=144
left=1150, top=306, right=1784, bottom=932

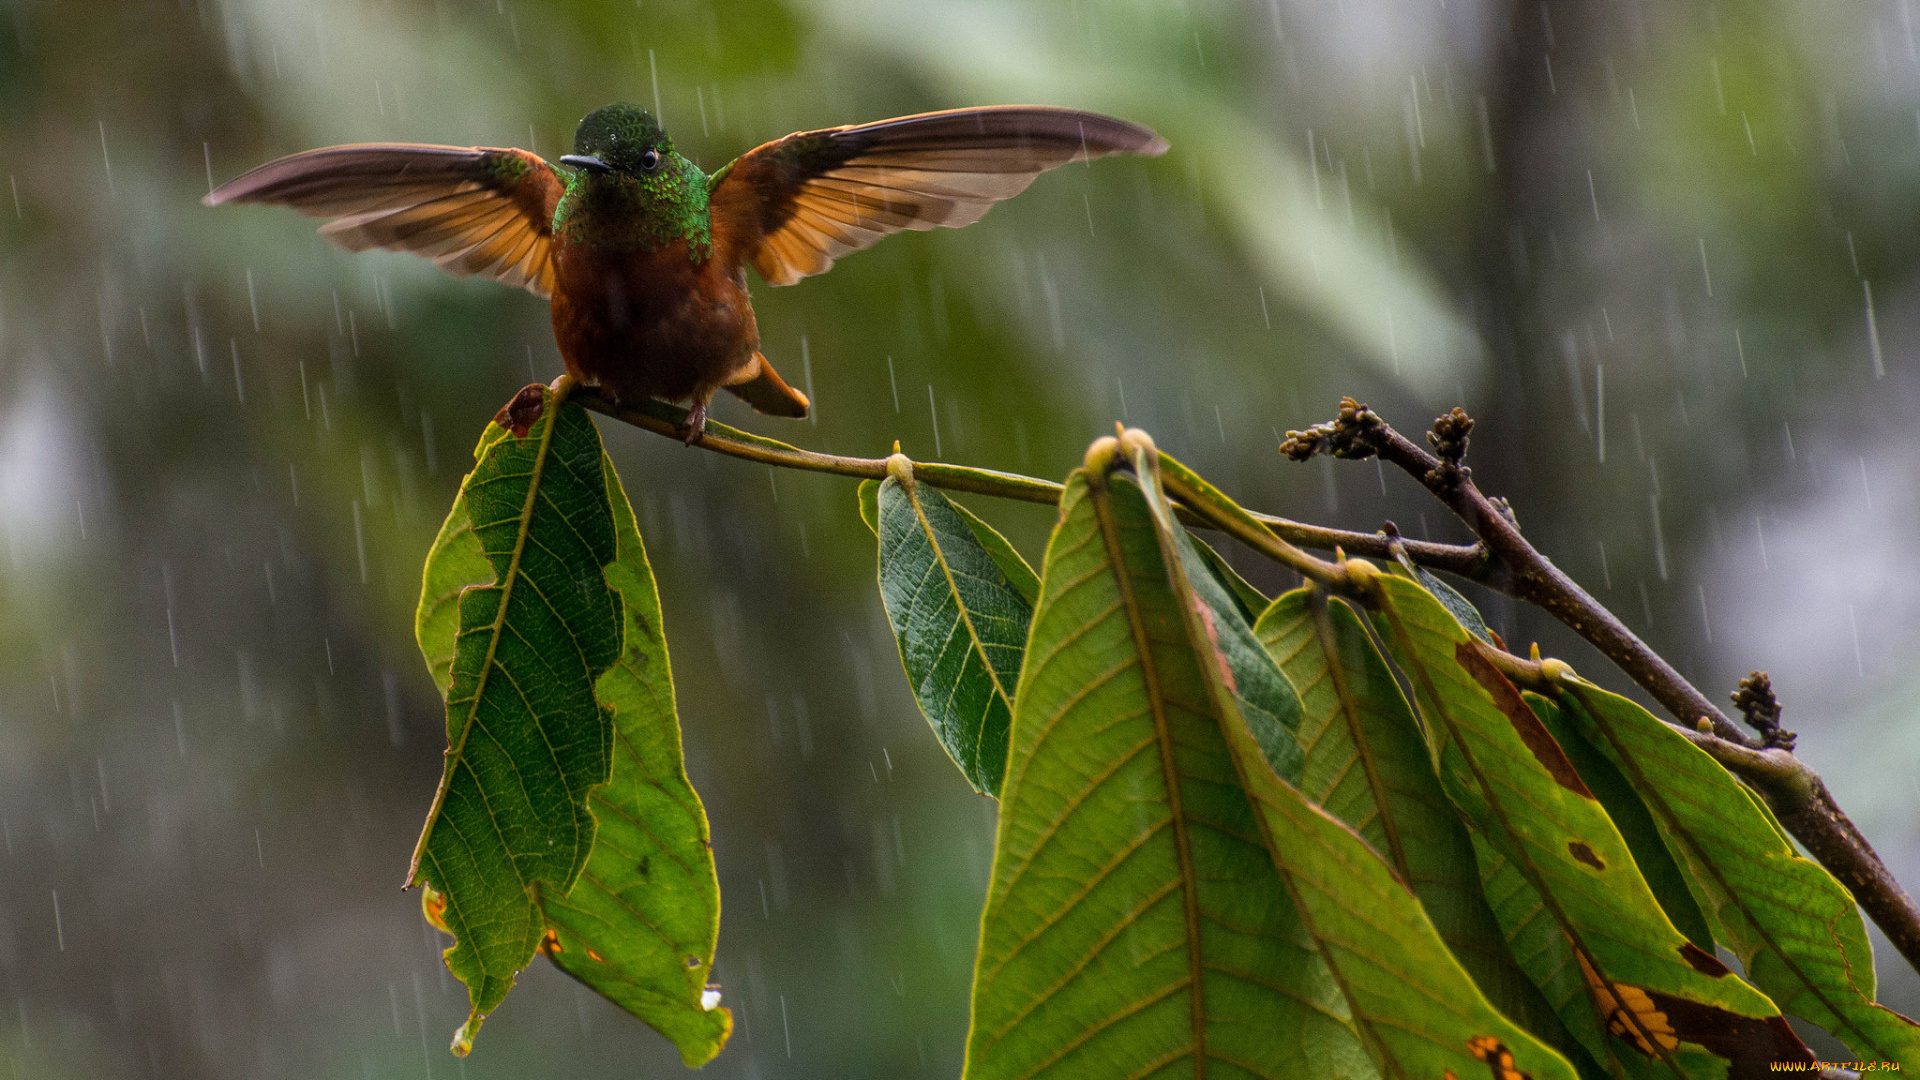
left=569, top=104, right=671, bottom=175
left=555, top=104, right=711, bottom=259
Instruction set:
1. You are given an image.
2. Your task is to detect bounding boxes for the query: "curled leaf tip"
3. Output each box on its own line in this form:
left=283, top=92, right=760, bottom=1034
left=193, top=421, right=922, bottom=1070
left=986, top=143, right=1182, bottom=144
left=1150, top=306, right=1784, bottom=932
left=451, top=1012, right=483, bottom=1057
left=492, top=384, right=547, bottom=439
left=420, top=884, right=451, bottom=935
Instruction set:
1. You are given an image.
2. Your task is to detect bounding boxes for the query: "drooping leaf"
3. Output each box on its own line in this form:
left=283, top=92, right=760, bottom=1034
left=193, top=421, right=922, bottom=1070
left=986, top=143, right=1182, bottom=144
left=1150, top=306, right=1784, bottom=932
left=1186, top=532, right=1269, bottom=623
left=1172, top=529, right=1303, bottom=783
left=874, top=461, right=1034, bottom=795
left=1548, top=672, right=1920, bottom=1063
left=1528, top=694, right=1715, bottom=954
left=964, top=448, right=1371, bottom=1080
left=1218, top=747, right=1587, bottom=1080
left=1363, top=571, right=1816, bottom=1076
left=956, top=502, right=1042, bottom=606
left=409, top=385, right=622, bottom=1052
left=1115, top=442, right=1585, bottom=1080
left=1256, top=588, right=1598, bottom=1075
left=416, top=473, right=494, bottom=695
left=413, top=388, right=724, bottom=1064
left=860, top=474, right=1040, bottom=604
left=535, top=453, right=732, bottom=1067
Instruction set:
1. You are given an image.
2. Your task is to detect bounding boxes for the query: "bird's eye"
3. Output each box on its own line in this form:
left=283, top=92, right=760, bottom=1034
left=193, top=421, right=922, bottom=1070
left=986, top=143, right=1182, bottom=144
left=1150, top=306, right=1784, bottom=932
left=639, top=149, right=661, bottom=172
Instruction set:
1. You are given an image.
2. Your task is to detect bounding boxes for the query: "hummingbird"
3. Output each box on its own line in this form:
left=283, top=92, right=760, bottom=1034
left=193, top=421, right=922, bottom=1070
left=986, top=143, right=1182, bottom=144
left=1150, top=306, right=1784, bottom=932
left=206, top=103, right=1168, bottom=441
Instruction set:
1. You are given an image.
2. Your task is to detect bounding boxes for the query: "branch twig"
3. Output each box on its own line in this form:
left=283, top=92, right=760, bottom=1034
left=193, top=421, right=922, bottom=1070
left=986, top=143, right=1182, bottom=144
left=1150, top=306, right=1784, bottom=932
left=573, top=388, right=1491, bottom=577
left=579, top=384, right=1920, bottom=972
left=1283, top=398, right=1920, bottom=972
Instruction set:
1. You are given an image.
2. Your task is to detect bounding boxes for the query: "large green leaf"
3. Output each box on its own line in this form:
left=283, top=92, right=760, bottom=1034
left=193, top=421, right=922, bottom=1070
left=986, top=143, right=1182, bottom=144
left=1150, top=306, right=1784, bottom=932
left=535, top=455, right=731, bottom=1067
left=965, top=447, right=1370, bottom=1079
left=409, top=385, right=621, bottom=1050
left=860, top=475, right=1040, bottom=604
left=1546, top=671, right=1920, bottom=1063
left=873, top=459, right=1035, bottom=795
left=412, top=387, right=725, bottom=1063
left=1256, top=588, right=1594, bottom=1074
left=1363, top=571, right=1815, bottom=1076
left=1122, top=443, right=1581, bottom=1080
left=1528, top=695, right=1715, bottom=954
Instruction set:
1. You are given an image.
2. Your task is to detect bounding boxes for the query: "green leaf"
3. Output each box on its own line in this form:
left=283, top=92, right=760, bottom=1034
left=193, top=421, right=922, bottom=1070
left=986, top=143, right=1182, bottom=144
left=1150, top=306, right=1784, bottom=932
left=412, top=390, right=725, bottom=1064
left=1217, top=742, right=1585, bottom=1080
left=1186, top=532, right=1269, bottom=623
left=1386, top=547, right=1496, bottom=648
left=1527, top=694, right=1715, bottom=954
left=409, top=387, right=622, bottom=1052
left=875, top=461, right=1034, bottom=795
left=535, top=451, right=732, bottom=1067
left=1256, top=588, right=1596, bottom=1075
left=1118, top=445, right=1583, bottom=1080
left=1172, top=530, right=1303, bottom=783
left=1548, top=673, right=1920, bottom=1063
left=861, top=474, right=1040, bottom=605
left=1364, top=572, right=1815, bottom=1075
left=958, top=501, right=1042, bottom=606
left=857, top=477, right=881, bottom=535
left=964, top=450, right=1371, bottom=1080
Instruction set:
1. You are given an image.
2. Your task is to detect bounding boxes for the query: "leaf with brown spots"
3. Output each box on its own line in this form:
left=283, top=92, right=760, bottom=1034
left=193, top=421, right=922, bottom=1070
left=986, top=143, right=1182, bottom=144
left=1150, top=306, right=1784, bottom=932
left=1574, top=952, right=1815, bottom=1073
left=1256, top=588, right=1598, bottom=1074
left=492, top=383, right=546, bottom=438
left=1453, top=642, right=1590, bottom=798
left=1566, top=843, right=1605, bottom=871
left=1364, top=574, right=1809, bottom=1076
left=414, top=401, right=728, bottom=1064
left=1114, top=443, right=1582, bottom=1080
left=533, top=456, right=730, bottom=1066
left=1528, top=693, right=1717, bottom=955
left=1548, top=674, right=1920, bottom=1063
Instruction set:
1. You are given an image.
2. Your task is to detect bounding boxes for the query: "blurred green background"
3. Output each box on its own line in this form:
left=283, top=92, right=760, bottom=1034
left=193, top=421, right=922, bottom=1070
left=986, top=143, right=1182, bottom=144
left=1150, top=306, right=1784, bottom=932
left=3, top=0, right=1919, bottom=1074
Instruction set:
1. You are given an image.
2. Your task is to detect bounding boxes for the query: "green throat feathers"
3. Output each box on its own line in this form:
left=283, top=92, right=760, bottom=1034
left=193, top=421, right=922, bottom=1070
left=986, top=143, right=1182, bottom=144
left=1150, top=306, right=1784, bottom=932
left=553, top=104, right=714, bottom=262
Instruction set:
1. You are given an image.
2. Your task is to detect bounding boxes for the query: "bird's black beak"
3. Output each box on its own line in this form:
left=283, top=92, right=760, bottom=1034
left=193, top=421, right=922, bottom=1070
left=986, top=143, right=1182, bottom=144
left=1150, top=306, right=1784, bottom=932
left=560, top=154, right=611, bottom=174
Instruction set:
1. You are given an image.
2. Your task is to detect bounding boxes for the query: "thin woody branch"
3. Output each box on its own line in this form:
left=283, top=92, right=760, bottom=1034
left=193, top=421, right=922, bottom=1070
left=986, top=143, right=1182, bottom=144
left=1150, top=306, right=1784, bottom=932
left=572, top=387, right=1492, bottom=577
left=581, top=380, right=1920, bottom=972
left=1284, top=397, right=1920, bottom=974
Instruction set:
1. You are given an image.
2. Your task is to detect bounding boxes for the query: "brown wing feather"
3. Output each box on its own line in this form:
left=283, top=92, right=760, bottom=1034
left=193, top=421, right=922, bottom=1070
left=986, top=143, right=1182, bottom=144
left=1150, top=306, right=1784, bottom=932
left=709, top=106, right=1167, bottom=286
left=205, top=144, right=564, bottom=297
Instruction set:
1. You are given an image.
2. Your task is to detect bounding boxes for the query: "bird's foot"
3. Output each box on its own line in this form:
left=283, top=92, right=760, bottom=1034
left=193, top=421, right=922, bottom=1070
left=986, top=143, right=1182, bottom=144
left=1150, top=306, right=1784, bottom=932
left=679, top=402, right=707, bottom=445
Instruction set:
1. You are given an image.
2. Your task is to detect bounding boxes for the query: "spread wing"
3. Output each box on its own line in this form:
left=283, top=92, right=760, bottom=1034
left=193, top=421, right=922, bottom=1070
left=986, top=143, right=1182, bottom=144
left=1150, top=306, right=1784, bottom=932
left=204, top=144, right=565, bottom=297
left=708, top=106, right=1167, bottom=286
